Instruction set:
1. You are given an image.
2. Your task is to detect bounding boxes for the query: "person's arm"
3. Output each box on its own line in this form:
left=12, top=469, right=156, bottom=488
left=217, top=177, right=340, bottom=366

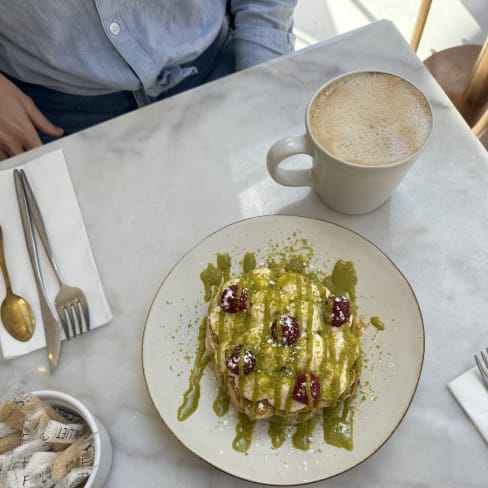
left=0, top=74, right=63, bottom=160
left=229, top=0, right=297, bottom=71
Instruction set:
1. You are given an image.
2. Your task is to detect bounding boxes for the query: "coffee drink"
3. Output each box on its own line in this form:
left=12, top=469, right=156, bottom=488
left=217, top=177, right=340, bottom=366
left=308, top=72, right=432, bottom=166
left=267, top=70, right=433, bottom=214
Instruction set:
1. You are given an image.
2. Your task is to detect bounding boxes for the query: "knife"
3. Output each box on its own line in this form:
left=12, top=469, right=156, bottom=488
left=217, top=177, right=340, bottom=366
left=14, top=169, right=62, bottom=373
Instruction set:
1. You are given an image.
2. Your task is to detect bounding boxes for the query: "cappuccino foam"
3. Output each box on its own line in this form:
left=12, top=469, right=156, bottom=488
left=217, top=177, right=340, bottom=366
left=309, top=72, right=432, bottom=165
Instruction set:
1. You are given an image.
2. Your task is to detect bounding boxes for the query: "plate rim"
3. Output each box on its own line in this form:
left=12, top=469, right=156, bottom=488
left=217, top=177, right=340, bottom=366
left=141, top=214, right=425, bottom=485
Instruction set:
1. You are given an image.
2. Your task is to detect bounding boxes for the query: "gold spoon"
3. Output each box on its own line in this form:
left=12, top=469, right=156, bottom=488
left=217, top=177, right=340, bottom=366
left=0, top=225, right=35, bottom=341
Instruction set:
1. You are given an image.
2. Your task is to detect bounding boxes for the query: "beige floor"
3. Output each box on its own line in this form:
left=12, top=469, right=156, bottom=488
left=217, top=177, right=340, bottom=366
left=293, top=0, right=488, bottom=62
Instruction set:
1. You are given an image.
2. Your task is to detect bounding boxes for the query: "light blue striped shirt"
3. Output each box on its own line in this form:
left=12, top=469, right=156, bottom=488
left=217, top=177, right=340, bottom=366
left=0, top=0, right=296, bottom=96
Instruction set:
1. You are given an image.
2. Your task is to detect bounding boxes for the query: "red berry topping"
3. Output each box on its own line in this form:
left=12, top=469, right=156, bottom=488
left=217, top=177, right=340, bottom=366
left=271, top=315, right=300, bottom=346
left=330, top=295, right=350, bottom=327
left=292, top=373, right=320, bottom=405
left=226, top=344, right=256, bottom=375
left=239, top=287, right=249, bottom=312
left=221, top=285, right=249, bottom=313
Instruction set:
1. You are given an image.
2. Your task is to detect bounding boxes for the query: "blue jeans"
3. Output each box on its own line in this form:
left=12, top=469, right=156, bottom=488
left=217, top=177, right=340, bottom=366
left=4, top=20, right=234, bottom=143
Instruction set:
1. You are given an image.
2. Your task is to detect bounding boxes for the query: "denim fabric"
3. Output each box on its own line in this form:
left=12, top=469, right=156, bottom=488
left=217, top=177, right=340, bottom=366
left=4, top=77, right=138, bottom=143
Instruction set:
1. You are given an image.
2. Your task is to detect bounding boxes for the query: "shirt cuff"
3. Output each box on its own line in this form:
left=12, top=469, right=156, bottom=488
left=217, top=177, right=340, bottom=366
left=232, top=25, right=295, bottom=70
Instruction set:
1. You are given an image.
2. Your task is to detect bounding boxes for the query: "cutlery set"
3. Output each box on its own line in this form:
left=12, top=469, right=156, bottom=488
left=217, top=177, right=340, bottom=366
left=0, top=169, right=90, bottom=372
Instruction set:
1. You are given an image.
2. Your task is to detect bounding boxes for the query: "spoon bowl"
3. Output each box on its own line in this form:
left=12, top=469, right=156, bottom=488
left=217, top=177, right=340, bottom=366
left=0, top=225, right=35, bottom=342
left=1, top=293, right=35, bottom=342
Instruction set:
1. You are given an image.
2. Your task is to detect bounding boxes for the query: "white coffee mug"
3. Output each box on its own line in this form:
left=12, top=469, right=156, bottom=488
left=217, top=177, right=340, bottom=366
left=267, top=71, right=433, bottom=215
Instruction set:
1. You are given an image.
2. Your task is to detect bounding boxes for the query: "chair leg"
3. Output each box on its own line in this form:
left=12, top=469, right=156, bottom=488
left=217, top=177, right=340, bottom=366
left=461, top=37, right=488, bottom=109
left=410, top=0, right=433, bottom=52
left=472, top=108, right=488, bottom=139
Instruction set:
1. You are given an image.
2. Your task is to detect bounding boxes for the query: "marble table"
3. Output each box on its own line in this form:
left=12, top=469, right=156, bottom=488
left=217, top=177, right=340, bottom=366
left=2, top=20, right=488, bottom=487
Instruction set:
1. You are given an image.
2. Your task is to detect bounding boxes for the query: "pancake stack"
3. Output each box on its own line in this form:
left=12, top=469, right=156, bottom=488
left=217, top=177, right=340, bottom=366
left=205, top=266, right=362, bottom=424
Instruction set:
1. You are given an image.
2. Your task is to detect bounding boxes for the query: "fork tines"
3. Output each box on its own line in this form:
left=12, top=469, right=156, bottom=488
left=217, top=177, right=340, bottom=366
left=58, top=297, right=90, bottom=340
left=474, top=347, right=488, bottom=390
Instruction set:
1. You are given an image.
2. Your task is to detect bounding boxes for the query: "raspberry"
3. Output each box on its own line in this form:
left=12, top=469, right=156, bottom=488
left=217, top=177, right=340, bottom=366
left=271, top=315, right=300, bottom=346
left=239, top=287, right=249, bottom=312
left=292, top=373, right=320, bottom=405
left=330, top=295, right=350, bottom=327
left=221, top=285, right=249, bottom=313
left=226, top=344, right=256, bottom=375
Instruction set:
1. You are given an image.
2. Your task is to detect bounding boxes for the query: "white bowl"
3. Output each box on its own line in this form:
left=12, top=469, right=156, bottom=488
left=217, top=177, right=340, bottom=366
left=33, top=390, right=112, bottom=488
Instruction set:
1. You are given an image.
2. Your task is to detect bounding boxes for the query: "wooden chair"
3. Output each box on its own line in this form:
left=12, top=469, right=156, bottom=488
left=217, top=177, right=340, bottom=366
left=411, top=0, right=488, bottom=147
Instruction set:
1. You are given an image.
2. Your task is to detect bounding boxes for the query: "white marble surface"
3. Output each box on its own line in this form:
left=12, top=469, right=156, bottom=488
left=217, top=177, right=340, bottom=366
left=1, top=20, right=488, bottom=487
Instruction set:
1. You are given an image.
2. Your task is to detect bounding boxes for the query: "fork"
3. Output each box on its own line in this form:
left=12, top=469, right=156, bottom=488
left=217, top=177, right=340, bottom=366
left=474, top=347, right=488, bottom=391
left=19, top=169, right=90, bottom=339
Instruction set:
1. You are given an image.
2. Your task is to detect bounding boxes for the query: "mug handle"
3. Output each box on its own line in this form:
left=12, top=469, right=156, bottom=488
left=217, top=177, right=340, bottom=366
left=266, top=135, right=314, bottom=187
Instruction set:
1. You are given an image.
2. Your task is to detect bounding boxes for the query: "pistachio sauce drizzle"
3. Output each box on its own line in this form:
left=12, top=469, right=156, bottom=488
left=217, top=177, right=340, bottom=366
left=177, top=317, right=210, bottom=421
left=293, top=414, right=320, bottom=451
left=178, top=239, right=380, bottom=453
left=268, top=422, right=287, bottom=449
left=213, top=386, right=230, bottom=417
left=233, top=412, right=255, bottom=453
left=322, top=395, right=355, bottom=450
left=370, top=316, right=385, bottom=330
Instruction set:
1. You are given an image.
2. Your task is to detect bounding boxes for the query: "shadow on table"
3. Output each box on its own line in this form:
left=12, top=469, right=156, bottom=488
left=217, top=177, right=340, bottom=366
left=271, top=189, right=392, bottom=222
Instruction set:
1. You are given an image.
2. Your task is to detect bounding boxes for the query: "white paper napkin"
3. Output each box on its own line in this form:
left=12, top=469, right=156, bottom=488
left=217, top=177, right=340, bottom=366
left=448, top=366, right=488, bottom=444
left=0, top=149, right=112, bottom=359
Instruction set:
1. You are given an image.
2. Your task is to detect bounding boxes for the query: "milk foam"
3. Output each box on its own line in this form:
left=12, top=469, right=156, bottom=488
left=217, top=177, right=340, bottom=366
left=309, top=72, right=432, bottom=165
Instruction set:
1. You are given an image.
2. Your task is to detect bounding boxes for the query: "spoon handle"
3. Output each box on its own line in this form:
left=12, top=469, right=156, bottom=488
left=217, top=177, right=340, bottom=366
left=0, top=225, right=12, bottom=293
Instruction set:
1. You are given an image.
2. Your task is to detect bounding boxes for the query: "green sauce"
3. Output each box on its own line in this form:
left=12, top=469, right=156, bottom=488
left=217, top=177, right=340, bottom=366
left=322, top=396, right=355, bottom=451
left=177, top=318, right=210, bottom=421
left=292, top=415, right=319, bottom=450
left=200, top=263, right=222, bottom=302
left=217, top=253, right=232, bottom=281
left=232, top=413, right=255, bottom=453
left=370, top=316, right=385, bottom=330
left=325, top=259, right=358, bottom=301
left=178, top=239, right=381, bottom=454
left=241, top=252, right=257, bottom=273
left=213, top=387, right=230, bottom=417
left=268, top=422, right=287, bottom=449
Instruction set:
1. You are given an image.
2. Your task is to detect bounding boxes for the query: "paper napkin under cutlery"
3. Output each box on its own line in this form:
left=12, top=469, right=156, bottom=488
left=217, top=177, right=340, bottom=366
left=0, top=149, right=112, bottom=359
left=448, top=366, right=488, bottom=444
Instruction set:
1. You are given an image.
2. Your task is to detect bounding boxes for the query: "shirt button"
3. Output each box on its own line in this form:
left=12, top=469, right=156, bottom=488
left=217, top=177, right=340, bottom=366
left=109, top=22, right=120, bottom=35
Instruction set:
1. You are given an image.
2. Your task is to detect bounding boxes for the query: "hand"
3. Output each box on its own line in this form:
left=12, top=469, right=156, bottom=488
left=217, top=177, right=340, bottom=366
left=0, top=74, right=64, bottom=160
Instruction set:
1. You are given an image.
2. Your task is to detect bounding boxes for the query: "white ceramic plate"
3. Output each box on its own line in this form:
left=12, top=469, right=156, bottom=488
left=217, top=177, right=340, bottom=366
left=142, top=215, right=424, bottom=485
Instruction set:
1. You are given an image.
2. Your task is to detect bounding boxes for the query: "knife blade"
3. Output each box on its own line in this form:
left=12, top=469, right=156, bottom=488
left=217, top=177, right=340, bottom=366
left=14, top=169, right=62, bottom=372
